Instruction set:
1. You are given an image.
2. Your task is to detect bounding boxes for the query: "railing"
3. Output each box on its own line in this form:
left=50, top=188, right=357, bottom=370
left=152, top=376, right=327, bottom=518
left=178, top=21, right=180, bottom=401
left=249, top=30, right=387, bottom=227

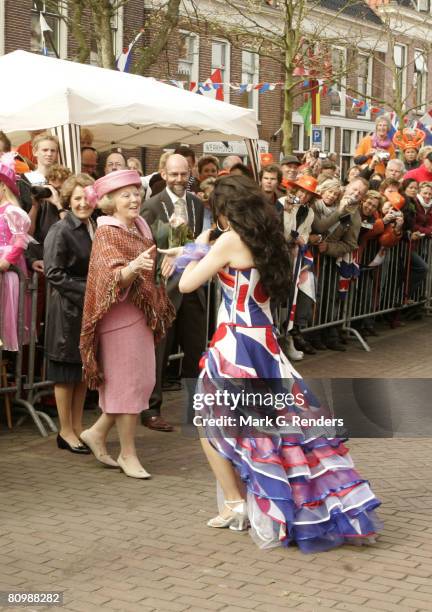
left=1, top=237, right=431, bottom=436
left=0, top=266, right=57, bottom=436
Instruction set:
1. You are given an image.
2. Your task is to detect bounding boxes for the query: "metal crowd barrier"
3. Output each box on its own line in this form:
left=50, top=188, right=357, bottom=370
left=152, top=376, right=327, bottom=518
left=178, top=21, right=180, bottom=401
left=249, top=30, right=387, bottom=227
left=0, top=265, right=57, bottom=437
left=297, top=236, right=431, bottom=351
left=344, top=237, right=431, bottom=349
left=203, top=236, right=432, bottom=352
left=2, top=237, right=430, bottom=438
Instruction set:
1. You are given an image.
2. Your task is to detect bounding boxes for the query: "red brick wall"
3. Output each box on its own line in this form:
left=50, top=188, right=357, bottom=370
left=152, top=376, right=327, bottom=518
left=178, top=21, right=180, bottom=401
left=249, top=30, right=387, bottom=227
left=9, top=2, right=424, bottom=175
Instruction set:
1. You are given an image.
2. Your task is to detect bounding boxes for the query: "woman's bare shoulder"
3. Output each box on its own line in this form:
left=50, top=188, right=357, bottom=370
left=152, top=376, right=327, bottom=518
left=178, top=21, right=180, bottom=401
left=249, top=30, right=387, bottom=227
left=214, top=229, right=242, bottom=248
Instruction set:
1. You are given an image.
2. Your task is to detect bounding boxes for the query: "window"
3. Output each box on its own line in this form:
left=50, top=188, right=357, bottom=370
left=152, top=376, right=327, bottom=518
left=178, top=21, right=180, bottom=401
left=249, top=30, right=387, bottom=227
left=417, top=0, right=430, bottom=11
left=356, top=130, right=369, bottom=145
left=240, top=51, right=259, bottom=117
left=324, top=127, right=335, bottom=153
left=31, top=1, right=62, bottom=57
left=341, top=129, right=354, bottom=178
left=303, top=128, right=311, bottom=152
left=212, top=40, right=230, bottom=102
left=293, top=125, right=301, bottom=151
left=178, top=32, right=199, bottom=89
left=330, top=47, right=346, bottom=116
left=414, top=49, right=428, bottom=113
left=357, top=53, right=372, bottom=119
left=394, top=43, right=407, bottom=105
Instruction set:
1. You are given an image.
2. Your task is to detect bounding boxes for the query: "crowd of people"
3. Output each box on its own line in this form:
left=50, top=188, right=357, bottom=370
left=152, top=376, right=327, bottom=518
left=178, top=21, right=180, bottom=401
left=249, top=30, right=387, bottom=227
left=0, top=116, right=431, bottom=551
left=0, top=118, right=431, bottom=413
left=0, top=116, right=432, bottom=550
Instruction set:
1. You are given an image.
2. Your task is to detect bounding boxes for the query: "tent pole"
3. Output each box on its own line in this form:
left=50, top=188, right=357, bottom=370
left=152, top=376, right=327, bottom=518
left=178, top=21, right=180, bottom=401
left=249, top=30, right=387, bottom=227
left=245, top=138, right=260, bottom=181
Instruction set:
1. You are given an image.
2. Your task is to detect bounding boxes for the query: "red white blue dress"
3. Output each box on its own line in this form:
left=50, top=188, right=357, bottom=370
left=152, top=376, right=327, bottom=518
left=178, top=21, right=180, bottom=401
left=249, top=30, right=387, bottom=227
left=197, top=266, right=382, bottom=553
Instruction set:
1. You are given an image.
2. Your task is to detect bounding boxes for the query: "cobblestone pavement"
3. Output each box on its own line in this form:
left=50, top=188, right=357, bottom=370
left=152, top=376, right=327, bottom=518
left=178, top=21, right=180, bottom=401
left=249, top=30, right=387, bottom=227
left=1, top=319, right=432, bottom=612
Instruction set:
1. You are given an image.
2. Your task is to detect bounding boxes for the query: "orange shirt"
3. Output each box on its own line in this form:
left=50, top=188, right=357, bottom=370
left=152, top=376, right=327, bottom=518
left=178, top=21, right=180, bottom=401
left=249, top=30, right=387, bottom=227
left=355, top=135, right=396, bottom=176
left=17, top=140, right=36, bottom=166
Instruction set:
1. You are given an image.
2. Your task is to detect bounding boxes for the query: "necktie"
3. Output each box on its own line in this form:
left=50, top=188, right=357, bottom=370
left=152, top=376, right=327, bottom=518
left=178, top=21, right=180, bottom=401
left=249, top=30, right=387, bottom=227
left=174, top=198, right=188, bottom=224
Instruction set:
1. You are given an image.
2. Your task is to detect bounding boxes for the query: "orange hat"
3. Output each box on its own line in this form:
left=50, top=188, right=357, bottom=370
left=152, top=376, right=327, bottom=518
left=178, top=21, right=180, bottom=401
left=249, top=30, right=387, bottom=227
left=285, top=174, right=319, bottom=195
left=387, top=191, right=405, bottom=210
left=260, top=152, right=274, bottom=166
left=15, top=159, right=30, bottom=174
left=392, top=128, right=425, bottom=151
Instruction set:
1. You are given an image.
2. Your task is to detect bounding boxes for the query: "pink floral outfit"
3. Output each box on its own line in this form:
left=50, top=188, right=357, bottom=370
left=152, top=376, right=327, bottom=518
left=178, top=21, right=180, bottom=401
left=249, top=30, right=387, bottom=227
left=0, top=203, right=32, bottom=351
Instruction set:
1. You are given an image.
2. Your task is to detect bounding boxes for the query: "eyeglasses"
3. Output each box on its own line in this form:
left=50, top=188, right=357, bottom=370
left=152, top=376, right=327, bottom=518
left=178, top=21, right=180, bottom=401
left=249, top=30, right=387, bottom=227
left=106, top=161, right=125, bottom=169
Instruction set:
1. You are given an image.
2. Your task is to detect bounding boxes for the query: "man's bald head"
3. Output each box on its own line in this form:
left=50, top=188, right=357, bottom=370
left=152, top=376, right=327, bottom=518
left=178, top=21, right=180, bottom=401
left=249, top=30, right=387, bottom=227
left=162, top=154, right=190, bottom=197
left=222, top=155, right=242, bottom=171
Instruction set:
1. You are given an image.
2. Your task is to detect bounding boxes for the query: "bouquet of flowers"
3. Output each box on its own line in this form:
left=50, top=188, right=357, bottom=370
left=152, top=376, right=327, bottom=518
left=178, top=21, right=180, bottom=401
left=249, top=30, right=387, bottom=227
left=168, top=207, right=194, bottom=248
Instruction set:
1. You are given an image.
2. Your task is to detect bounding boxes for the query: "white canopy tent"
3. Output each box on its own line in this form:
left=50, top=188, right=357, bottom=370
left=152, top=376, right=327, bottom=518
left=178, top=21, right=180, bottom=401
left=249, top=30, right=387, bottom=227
left=0, top=50, right=260, bottom=173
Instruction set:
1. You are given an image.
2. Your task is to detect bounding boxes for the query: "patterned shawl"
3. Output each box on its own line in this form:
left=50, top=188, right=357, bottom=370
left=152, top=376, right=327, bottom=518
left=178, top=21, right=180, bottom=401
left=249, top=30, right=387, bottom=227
left=80, top=216, right=175, bottom=389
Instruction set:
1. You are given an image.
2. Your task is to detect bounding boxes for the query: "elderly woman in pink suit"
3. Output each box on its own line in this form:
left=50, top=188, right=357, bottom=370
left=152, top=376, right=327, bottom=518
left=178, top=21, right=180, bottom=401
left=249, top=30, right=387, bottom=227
left=80, top=170, right=174, bottom=479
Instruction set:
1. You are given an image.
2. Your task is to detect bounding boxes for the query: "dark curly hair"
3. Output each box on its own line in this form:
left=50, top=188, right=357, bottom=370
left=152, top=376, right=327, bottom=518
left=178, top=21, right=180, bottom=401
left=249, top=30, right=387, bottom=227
left=210, top=175, right=291, bottom=301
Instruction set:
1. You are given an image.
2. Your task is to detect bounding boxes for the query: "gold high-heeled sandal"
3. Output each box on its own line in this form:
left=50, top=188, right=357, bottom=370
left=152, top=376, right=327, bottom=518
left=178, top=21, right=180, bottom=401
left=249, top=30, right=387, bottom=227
left=207, top=500, right=248, bottom=531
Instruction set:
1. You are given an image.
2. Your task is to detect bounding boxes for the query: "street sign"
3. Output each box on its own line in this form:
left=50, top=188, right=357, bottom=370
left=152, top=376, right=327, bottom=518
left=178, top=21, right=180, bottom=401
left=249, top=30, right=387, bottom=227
left=312, top=126, right=322, bottom=149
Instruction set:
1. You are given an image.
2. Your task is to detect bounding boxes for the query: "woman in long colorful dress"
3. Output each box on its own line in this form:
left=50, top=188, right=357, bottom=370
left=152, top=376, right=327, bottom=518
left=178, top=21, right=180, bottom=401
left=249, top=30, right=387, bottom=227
left=162, top=175, right=382, bottom=553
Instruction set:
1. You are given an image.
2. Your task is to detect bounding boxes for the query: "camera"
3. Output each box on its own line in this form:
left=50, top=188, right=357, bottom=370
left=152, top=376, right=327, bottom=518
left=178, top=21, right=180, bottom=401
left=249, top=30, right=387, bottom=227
left=291, top=195, right=301, bottom=206
left=290, top=229, right=299, bottom=240
left=31, top=185, right=52, bottom=200
left=339, top=212, right=352, bottom=226
left=376, top=151, right=390, bottom=163
left=311, top=149, right=320, bottom=159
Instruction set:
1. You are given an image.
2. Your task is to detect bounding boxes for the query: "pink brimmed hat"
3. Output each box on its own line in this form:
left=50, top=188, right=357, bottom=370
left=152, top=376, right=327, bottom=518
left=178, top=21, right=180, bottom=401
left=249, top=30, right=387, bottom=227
left=0, top=152, right=19, bottom=196
left=84, top=169, right=141, bottom=207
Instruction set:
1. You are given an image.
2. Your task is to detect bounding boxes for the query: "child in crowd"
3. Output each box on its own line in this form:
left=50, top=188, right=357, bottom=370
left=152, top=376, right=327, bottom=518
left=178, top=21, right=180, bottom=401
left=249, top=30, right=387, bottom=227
left=0, top=154, right=32, bottom=350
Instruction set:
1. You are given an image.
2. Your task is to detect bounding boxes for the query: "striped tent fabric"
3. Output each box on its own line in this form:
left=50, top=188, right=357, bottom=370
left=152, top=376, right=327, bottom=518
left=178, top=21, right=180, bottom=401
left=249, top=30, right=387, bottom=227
left=245, top=138, right=261, bottom=181
left=50, top=124, right=81, bottom=174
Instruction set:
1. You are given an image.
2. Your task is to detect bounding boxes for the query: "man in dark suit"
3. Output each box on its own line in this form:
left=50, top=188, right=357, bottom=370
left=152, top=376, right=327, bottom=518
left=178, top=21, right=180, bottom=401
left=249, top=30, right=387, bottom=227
left=141, top=154, right=206, bottom=431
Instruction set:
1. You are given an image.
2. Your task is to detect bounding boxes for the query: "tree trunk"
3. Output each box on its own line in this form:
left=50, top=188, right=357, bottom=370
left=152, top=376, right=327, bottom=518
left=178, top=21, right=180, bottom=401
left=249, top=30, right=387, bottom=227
left=69, top=0, right=90, bottom=64
left=282, top=77, right=294, bottom=155
left=91, top=0, right=115, bottom=69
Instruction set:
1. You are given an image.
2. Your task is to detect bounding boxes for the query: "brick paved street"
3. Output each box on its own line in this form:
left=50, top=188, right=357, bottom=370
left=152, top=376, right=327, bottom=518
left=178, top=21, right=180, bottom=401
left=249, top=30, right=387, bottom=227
left=1, top=319, right=432, bottom=612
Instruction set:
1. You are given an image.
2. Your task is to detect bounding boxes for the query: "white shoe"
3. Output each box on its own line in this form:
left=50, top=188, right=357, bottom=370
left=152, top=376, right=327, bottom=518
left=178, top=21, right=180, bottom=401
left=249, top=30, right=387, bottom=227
left=117, top=456, right=151, bottom=480
left=79, top=430, right=118, bottom=468
left=285, top=336, right=304, bottom=361
left=207, top=500, right=248, bottom=531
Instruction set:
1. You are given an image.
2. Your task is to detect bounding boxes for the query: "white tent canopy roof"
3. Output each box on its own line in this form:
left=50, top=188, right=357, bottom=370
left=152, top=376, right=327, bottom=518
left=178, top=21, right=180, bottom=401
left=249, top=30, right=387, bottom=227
left=0, top=50, right=258, bottom=149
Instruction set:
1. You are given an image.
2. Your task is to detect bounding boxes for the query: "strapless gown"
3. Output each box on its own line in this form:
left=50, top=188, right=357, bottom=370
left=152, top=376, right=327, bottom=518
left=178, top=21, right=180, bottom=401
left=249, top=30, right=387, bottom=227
left=197, top=266, right=382, bottom=553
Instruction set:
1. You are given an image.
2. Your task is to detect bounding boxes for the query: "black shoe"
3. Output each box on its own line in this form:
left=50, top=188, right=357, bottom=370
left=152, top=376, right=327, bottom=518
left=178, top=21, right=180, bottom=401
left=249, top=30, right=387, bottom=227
left=364, top=327, right=378, bottom=337
left=162, top=380, right=182, bottom=391
left=326, top=342, right=346, bottom=352
left=338, top=331, right=348, bottom=344
left=56, top=434, right=91, bottom=454
left=309, top=338, right=327, bottom=351
left=291, top=332, right=317, bottom=355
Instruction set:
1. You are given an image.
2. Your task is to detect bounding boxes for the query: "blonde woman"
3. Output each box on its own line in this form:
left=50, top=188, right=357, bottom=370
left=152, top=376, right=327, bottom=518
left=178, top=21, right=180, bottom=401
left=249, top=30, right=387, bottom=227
left=44, top=174, right=96, bottom=454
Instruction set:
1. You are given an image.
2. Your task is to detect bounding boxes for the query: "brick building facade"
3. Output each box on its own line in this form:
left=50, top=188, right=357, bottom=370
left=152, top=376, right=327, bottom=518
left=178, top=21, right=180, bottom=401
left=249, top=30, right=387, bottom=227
left=1, top=0, right=432, bottom=178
